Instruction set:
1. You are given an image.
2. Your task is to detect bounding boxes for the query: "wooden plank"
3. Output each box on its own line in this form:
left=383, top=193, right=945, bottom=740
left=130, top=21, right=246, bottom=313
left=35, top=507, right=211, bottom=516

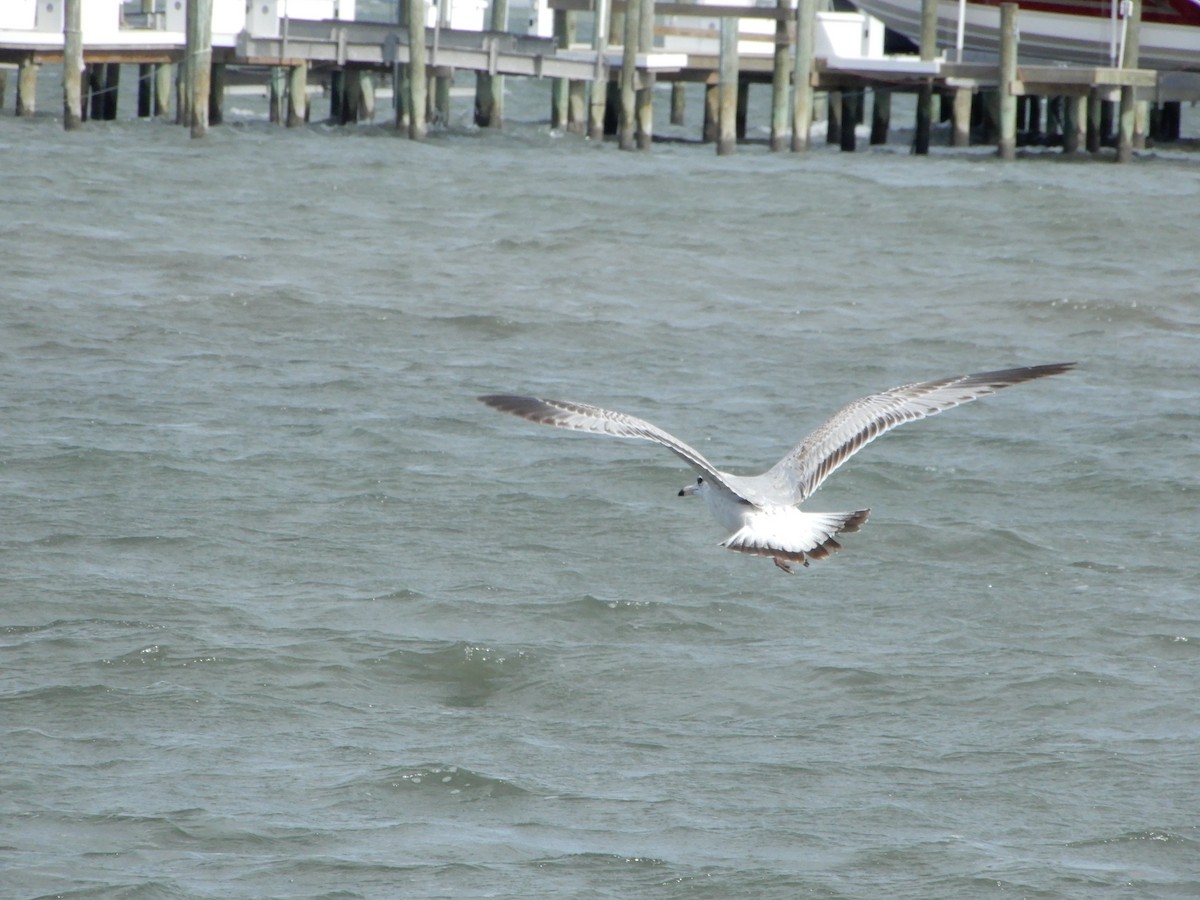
left=1016, top=65, right=1155, bottom=89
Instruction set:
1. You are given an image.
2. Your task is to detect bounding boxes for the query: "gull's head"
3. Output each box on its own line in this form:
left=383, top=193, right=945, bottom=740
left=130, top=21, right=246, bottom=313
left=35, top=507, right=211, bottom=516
left=678, top=475, right=706, bottom=498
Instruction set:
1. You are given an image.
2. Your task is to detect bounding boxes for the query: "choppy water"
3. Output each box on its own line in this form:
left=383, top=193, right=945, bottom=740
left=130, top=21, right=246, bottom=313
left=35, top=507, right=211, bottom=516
left=2, top=69, right=1199, bottom=899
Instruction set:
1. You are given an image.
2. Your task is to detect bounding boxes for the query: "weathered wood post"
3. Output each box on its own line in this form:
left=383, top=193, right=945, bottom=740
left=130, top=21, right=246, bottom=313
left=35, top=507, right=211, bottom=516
left=269, top=67, right=285, bottom=122
left=588, top=0, right=611, bottom=140
left=790, top=0, right=815, bottom=151
left=408, top=0, right=428, bottom=139
left=840, top=90, right=858, bottom=151
left=105, top=65, right=121, bottom=119
left=435, top=72, right=450, bottom=124
left=287, top=64, right=308, bottom=125
left=769, top=0, right=792, bottom=151
left=951, top=87, right=971, bottom=146
left=913, top=0, right=937, bottom=154
left=475, top=0, right=507, bottom=127
left=87, top=66, right=105, bottom=121
left=702, top=79, right=719, bottom=142
left=360, top=71, right=376, bottom=121
left=155, top=62, right=172, bottom=116
left=1085, top=89, right=1101, bottom=151
left=670, top=82, right=686, bottom=124
left=826, top=91, right=841, bottom=144
left=997, top=2, right=1017, bottom=159
left=63, top=0, right=83, bottom=130
left=1063, top=93, right=1085, bottom=153
left=209, top=62, right=225, bottom=125
left=567, top=80, right=587, bottom=133
left=870, top=89, right=891, bottom=144
left=635, top=0, right=655, bottom=149
left=176, top=57, right=189, bottom=124
left=138, top=64, right=153, bottom=117
left=736, top=78, right=749, bottom=139
left=187, top=0, right=214, bottom=138
left=1046, top=94, right=1063, bottom=139
left=329, top=69, right=345, bottom=122
left=341, top=69, right=361, bottom=123
left=552, top=7, right=572, bottom=129
left=1116, top=0, right=1141, bottom=162
left=1025, top=95, right=1041, bottom=137
left=550, top=4, right=586, bottom=134
left=430, top=0, right=450, bottom=124
left=17, top=55, right=40, bottom=116
left=618, top=0, right=640, bottom=149
left=717, top=15, right=737, bottom=155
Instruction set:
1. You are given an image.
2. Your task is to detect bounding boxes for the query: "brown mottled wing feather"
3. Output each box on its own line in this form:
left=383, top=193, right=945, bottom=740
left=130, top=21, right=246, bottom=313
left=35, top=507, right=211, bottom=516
left=479, top=394, right=747, bottom=499
left=764, top=363, right=1076, bottom=503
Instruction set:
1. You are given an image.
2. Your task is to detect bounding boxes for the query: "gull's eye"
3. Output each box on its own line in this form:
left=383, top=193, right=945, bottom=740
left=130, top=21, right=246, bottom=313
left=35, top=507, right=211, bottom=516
left=696, top=477, right=703, bottom=484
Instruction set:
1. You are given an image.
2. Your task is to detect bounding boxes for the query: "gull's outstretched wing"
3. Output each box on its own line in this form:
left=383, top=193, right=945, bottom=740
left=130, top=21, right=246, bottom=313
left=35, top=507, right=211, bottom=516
left=479, top=394, right=748, bottom=499
left=763, top=363, right=1076, bottom=504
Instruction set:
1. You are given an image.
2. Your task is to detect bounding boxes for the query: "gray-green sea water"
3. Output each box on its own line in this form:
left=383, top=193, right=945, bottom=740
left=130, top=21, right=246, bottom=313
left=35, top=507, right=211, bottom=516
left=2, top=71, right=1198, bottom=898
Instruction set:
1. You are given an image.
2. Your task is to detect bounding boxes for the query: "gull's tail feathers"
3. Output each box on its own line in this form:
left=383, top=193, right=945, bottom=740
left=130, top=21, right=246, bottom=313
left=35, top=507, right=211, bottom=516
left=721, top=508, right=870, bottom=571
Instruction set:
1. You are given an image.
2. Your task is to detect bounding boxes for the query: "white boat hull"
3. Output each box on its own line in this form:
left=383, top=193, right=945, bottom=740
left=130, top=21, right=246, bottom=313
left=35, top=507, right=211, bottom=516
left=852, top=0, right=1200, bottom=69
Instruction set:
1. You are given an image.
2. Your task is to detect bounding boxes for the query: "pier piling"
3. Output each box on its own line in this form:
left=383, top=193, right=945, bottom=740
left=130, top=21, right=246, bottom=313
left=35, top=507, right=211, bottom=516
left=187, top=0, right=214, bottom=138
left=670, top=82, right=685, bottom=125
left=619, top=0, right=640, bottom=149
left=408, top=0, right=428, bottom=139
left=475, top=0, right=507, bottom=127
left=790, top=0, right=815, bottom=152
left=769, top=0, right=792, bottom=151
left=997, top=3, right=1017, bottom=159
left=913, top=0, right=937, bottom=154
left=138, top=64, right=154, bottom=117
left=840, top=91, right=858, bottom=151
left=1117, top=0, right=1142, bottom=162
left=951, top=87, right=971, bottom=146
left=587, top=0, right=611, bottom=141
left=871, top=89, right=891, bottom=145
left=155, top=63, right=172, bottom=117
left=717, top=16, right=737, bottom=155
left=209, top=63, right=225, bottom=125
left=17, top=55, right=39, bottom=117
left=288, top=64, right=308, bottom=126
left=62, top=0, right=83, bottom=130
left=551, top=7, right=573, bottom=130
left=636, top=0, right=655, bottom=149
left=702, top=80, right=718, bottom=142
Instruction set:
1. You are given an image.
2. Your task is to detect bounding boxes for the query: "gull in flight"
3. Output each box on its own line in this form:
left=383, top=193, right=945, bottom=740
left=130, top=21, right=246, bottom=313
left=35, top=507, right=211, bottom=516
left=479, top=363, right=1074, bottom=573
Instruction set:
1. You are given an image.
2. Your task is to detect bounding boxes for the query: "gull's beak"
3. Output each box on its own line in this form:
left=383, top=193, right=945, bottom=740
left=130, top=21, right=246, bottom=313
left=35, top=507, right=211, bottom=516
left=678, top=483, right=697, bottom=497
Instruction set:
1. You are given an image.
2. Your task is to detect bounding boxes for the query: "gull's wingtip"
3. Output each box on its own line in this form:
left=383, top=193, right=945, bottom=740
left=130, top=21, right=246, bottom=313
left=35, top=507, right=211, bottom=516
left=967, top=361, right=1077, bottom=386
left=479, top=393, right=531, bottom=409
left=479, top=394, right=560, bottom=423
left=1036, top=361, right=1077, bottom=375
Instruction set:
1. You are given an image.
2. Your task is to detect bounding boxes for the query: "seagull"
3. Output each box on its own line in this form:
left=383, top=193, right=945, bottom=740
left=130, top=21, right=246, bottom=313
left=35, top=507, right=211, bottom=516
left=479, top=363, right=1074, bottom=573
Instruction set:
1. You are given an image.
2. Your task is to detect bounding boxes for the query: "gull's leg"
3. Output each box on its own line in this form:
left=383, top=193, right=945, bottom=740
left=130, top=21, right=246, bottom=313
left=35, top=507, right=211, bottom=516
left=773, top=557, right=794, bottom=574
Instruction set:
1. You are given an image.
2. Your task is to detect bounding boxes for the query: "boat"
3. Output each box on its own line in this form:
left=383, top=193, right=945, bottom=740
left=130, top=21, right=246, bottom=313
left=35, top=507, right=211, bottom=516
left=849, top=0, right=1200, bottom=70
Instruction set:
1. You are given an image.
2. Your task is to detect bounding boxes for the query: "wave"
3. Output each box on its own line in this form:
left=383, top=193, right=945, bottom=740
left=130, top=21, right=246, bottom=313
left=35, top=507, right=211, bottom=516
left=361, top=763, right=532, bottom=801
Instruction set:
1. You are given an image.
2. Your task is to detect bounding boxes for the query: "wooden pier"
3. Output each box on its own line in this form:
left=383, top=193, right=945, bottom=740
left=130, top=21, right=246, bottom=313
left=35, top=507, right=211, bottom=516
left=1, top=0, right=1195, bottom=159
